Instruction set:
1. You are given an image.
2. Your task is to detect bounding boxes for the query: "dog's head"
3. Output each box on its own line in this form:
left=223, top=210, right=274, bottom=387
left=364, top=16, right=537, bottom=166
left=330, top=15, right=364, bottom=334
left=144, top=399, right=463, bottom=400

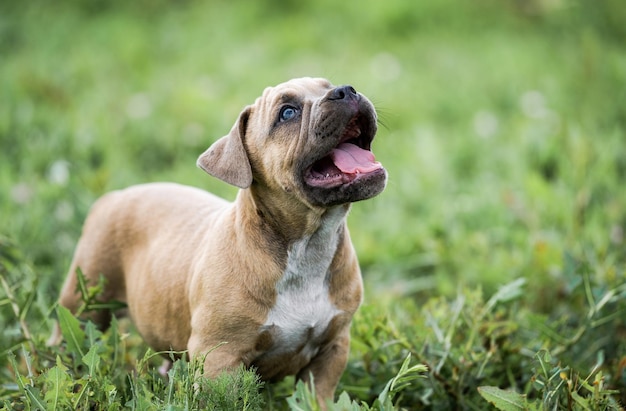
left=197, top=77, right=387, bottom=208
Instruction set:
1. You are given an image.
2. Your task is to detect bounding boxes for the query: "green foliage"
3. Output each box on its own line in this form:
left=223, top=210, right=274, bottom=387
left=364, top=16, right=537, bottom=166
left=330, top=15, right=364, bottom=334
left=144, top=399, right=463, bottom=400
left=478, top=351, right=622, bottom=411
left=287, top=354, right=427, bottom=410
left=343, top=274, right=626, bottom=409
left=151, top=361, right=265, bottom=411
left=5, top=307, right=266, bottom=410
left=2, top=0, right=626, bottom=410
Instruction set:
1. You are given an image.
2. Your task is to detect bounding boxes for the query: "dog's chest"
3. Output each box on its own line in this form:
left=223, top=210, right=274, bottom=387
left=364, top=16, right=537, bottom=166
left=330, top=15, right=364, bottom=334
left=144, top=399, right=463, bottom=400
left=256, top=214, right=344, bottom=368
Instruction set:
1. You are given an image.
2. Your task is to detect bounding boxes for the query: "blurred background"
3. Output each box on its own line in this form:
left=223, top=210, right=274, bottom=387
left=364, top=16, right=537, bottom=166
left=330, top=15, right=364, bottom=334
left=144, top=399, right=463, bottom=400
left=2, top=0, right=625, bottom=294
left=1, top=1, right=626, bottom=404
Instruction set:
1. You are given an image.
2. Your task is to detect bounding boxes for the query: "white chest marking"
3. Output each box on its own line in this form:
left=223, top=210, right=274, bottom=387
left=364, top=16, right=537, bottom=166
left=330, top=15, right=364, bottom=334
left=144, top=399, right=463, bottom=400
left=264, top=208, right=346, bottom=357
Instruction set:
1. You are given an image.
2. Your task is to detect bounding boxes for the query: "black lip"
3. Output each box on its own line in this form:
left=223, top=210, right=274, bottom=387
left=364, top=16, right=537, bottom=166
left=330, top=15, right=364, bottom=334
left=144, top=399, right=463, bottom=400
left=302, top=167, right=387, bottom=207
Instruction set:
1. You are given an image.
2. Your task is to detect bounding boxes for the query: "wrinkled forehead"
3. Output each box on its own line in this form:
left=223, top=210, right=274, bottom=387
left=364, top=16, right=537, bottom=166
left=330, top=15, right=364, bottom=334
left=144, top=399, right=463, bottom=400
left=254, top=77, right=334, bottom=111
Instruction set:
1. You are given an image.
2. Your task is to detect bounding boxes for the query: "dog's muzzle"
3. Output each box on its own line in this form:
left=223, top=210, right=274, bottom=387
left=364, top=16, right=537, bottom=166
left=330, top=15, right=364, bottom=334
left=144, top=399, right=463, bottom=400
left=301, top=85, right=387, bottom=206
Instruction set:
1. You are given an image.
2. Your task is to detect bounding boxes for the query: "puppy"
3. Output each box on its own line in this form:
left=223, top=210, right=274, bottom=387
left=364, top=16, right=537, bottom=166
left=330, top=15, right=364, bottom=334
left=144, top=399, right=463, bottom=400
left=51, top=77, right=387, bottom=403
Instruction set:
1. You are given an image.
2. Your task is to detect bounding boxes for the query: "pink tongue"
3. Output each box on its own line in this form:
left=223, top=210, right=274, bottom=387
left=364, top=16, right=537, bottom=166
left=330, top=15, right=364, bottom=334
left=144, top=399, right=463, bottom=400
left=330, top=143, right=382, bottom=174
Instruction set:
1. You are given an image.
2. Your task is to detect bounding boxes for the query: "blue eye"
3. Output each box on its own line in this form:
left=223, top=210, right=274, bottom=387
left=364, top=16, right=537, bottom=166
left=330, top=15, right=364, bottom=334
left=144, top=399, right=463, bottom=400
left=279, top=106, right=298, bottom=122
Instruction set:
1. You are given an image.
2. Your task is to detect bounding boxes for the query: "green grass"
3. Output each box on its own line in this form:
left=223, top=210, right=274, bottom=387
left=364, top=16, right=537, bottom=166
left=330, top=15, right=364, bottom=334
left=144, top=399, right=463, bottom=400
left=2, top=0, right=626, bottom=409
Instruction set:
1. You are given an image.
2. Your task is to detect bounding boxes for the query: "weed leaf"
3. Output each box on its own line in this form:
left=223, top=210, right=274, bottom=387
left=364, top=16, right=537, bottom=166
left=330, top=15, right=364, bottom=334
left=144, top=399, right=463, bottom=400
left=82, top=344, right=101, bottom=377
left=477, top=386, right=526, bottom=411
left=389, top=354, right=427, bottom=393
left=375, top=354, right=426, bottom=409
left=43, top=357, right=71, bottom=410
left=286, top=379, right=319, bottom=411
left=57, top=305, right=85, bottom=357
left=334, top=391, right=364, bottom=410
left=24, top=385, right=47, bottom=411
left=46, top=367, right=62, bottom=410
left=84, top=320, right=103, bottom=346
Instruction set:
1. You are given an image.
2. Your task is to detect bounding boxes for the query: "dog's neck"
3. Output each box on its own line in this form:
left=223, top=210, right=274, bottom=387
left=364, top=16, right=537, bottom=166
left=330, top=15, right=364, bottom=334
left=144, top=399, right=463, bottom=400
left=240, top=186, right=350, bottom=366
left=237, top=186, right=350, bottom=244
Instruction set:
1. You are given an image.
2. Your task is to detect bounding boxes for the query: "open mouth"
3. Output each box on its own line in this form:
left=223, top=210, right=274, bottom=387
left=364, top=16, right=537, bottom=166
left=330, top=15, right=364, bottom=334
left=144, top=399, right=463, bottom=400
left=304, top=115, right=383, bottom=188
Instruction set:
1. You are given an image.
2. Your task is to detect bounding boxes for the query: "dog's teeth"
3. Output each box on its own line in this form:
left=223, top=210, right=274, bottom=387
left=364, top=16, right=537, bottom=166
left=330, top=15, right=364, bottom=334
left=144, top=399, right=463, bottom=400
left=325, top=173, right=329, bottom=178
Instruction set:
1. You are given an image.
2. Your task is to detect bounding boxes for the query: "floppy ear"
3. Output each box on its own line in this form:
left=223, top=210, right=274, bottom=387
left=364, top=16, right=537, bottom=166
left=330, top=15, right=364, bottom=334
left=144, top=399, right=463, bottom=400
left=197, top=107, right=253, bottom=189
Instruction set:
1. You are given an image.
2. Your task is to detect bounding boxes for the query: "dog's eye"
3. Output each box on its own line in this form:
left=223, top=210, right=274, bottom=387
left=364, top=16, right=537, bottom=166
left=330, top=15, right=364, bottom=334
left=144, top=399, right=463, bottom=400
left=279, top=106, right=299, bottom=122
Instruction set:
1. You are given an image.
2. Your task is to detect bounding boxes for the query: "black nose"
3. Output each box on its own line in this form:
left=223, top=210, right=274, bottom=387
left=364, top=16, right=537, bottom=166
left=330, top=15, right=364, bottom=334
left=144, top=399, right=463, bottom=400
left=328, top=85, right=358, bottom=101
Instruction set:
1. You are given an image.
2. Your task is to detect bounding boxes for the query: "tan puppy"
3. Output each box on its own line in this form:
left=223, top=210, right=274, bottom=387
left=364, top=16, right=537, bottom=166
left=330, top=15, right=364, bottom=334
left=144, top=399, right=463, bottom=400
left=51, top=77, right=387, bottom=403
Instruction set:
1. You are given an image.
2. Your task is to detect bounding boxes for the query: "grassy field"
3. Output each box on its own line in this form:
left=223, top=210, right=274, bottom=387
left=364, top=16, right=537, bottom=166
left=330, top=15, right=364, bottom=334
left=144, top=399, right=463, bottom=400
left=2, top=0, right=626, bottom=409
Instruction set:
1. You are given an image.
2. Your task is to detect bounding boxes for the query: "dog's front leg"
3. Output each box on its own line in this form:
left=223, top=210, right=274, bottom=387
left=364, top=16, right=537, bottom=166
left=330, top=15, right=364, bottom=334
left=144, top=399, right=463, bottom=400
left=296, top=329, right=351, bottom=408
left=188, top=331, right=244, bottom=379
